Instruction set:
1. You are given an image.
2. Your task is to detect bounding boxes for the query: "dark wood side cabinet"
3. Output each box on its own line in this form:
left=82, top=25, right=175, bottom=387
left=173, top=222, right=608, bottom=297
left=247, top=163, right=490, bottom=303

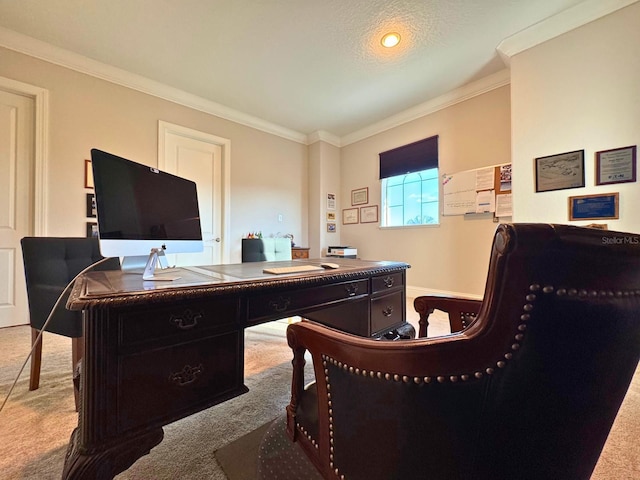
left=62, top=259, right=409, bottom=479
left=291, top=246, right=310, bottom=259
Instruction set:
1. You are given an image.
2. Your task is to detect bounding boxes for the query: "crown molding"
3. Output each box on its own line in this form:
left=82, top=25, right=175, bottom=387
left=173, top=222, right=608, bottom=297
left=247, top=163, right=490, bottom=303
left=0, top=27, right=308, bottom=145
left=340, top=69, right=511, bottom=147
left=497, top=0, right=639, bottom=64
left=307, top=130, right=342, bottom=147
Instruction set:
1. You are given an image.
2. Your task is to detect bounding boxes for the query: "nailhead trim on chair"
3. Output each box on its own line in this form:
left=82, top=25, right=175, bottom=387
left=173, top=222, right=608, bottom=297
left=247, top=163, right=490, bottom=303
left=302, top=283, right=638, bottom=479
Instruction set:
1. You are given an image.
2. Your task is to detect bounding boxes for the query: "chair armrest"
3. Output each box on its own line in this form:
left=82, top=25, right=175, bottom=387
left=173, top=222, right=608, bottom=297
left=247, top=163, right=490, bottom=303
left=413, top=295, right=482, bottom=337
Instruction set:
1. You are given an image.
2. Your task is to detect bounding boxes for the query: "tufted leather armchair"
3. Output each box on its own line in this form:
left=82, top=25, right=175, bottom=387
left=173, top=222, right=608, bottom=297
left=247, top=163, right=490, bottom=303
left=258, top=223, right=640, bottom=480
left=21, top=237, right=120, bottom=410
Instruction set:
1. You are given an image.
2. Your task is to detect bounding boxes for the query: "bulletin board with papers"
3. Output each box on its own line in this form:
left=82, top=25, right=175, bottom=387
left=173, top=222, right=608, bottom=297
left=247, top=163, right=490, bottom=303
left=442, top=164, right=512, bottom=217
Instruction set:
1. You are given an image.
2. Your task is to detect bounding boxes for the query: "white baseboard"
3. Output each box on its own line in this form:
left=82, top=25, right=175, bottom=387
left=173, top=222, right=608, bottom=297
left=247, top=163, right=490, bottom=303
left=406, top=285, right=483, bottom=301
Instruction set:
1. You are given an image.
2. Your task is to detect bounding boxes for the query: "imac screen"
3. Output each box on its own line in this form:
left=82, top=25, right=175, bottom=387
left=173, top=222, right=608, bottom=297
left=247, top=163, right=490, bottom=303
left=90, top=149, right=203, bottom=261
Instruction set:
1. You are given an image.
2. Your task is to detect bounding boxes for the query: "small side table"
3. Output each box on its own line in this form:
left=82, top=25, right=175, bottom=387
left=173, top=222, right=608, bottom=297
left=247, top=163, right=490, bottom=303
left=292, top=247, right=310, bottom=259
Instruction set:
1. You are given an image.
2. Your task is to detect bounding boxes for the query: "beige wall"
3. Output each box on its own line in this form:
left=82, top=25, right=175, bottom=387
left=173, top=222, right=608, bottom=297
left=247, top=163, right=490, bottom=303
left=0, top=47, right=308, bottom=263
left=340, top=86, right=511, bottom=297
left=5, top=2, right=634, bottom=297
left=308, top=141, right=341, bottom=257
left=511, top=2, right=640, bottom=234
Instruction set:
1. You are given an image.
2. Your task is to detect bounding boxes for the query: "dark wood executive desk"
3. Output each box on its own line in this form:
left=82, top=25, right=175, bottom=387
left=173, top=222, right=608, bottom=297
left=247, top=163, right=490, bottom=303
left=62, top=258, right=410, bottom=479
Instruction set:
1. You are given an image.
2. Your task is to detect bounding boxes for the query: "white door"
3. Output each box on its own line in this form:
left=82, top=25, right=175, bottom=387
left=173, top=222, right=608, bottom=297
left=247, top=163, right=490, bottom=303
left=0, top=90, right=34, bottom=327
left=160, top=126, right=224, bottom=266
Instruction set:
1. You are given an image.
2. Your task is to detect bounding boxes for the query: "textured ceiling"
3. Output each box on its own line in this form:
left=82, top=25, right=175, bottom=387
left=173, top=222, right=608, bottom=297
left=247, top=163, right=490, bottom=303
left=0, top=0, right=589, bottom=138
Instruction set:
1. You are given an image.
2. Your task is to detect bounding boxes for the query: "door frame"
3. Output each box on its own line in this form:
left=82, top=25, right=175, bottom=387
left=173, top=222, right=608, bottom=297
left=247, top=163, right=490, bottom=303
left=0, top=76, right=49, bottom=236
left=158, top=121, right=231, bottom=263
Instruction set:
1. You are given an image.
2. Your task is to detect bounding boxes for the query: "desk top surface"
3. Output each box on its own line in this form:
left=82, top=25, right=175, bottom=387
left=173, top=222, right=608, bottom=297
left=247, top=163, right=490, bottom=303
left=68, top=258, right=409, bottom=310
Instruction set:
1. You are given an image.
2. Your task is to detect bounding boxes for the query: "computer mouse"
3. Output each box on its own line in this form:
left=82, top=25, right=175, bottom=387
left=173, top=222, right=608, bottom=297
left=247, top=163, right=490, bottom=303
left=320, top=262, right=340, bottom=269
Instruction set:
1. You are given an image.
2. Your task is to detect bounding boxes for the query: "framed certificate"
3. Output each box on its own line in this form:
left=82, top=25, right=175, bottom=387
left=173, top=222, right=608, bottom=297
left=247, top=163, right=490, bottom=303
left=569, top=193, right=619, bottom=221
left=596, top=145, right=636, bottom=185
left=342, top=208, right=359, bottom=224
left=351, top=187, right=368, bottom=205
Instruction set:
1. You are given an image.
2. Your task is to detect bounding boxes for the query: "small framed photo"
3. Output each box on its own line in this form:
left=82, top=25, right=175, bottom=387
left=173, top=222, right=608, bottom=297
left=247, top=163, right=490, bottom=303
left=360, top=205, right=379, bottom=223
left=86, top=222, right=99, bottom=238
left=327, top=223, right=336, bottom=233
left=84, top=159, right=94, bottom=189
left=86, top=193, right=96, bottom=218
left=595, top=145, right=636, bottom=185
left=351, top=187, right=368, bottom=205
left=327, top=212, right=336, bottom=221
left=326, top=193, right=336, bottom=210
left=342, top=208, right=359, bottom=225
left=535, top=150, right=585, bottom=192
left=568, top=192, right=619, bottom=221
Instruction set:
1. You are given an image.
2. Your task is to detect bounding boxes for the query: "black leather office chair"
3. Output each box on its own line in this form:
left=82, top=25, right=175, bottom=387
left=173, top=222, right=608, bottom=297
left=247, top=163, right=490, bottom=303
left=21, top=237, right=120, bottom=410
left=258, top=224, right=640, bottom=479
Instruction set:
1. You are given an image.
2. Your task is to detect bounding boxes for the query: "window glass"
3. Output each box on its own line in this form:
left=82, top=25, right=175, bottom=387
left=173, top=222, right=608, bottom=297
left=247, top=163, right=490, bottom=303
left=381, top=168, right=439, bottom=227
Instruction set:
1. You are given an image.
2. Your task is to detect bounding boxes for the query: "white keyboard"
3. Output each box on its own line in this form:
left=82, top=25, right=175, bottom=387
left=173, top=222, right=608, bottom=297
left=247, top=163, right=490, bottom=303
left=263, top=265, right=325, bottom=275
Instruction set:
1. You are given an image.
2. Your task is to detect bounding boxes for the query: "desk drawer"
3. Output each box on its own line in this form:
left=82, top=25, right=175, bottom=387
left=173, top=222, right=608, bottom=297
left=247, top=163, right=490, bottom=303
left=117, top=331, right=243, bottom=433
left=247, top=279, right=369, bottom=323
left=372, top=272, right=404, bottom=293
left=118, top=297, right=238, bottom=347
left=371, top=291, right=404, bottom=335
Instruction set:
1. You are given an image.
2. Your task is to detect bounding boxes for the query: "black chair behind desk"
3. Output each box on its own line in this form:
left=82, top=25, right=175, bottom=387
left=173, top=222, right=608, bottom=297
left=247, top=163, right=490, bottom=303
left=21, top=237, right=120, bottom=410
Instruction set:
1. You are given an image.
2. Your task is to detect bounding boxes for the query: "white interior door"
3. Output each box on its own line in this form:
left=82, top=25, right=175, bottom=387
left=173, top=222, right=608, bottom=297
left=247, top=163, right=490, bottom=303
left=160, top=129, right=223, bottom=266
left=0, top=90, right=34, bottom=327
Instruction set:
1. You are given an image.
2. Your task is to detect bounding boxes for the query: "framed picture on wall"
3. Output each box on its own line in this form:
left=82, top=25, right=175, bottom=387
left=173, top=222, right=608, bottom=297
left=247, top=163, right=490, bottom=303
left=595, top=145, right=636, bottom=185
left=535, top=150, right=585, bottom=192
left=84, top=159, right=94, bottom=189
left=86, top=193, right=96, bottom=218
left=568, top=192, right=619, bottom=221
left=86, top=222, right=98, bottom=238
left=360, top=205, right=378, bottom=223
left=351, top=187, right=368, bottom=205
left=342, top=208, right=359, bottom=224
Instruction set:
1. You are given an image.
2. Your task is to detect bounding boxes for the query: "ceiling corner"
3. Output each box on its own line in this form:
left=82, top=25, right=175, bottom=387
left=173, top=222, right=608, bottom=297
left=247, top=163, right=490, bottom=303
left=497, top=0, right=639, bottom=60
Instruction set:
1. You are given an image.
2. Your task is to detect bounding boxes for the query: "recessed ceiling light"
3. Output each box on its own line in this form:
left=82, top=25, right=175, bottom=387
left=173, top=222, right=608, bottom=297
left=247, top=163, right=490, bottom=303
left=381, top=32, right=401, bottom=48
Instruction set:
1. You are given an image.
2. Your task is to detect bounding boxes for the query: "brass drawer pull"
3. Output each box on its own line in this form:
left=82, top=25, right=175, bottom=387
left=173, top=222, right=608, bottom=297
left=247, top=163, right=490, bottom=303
left=269, top=296, right=291, bottom=313
left=344, top=283, right=359, bottom=296
left=169, top=364, right=203, bottom=386
left=170, top=309, right=203, bottom=330
left=383, top=276, right=395, bottom=288
left=382, top=306, right=394, bottom=317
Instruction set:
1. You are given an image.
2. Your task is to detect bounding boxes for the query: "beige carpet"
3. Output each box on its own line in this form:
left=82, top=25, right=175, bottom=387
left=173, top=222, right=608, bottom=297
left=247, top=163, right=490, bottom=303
left=0, top=304, right=638, bottom=479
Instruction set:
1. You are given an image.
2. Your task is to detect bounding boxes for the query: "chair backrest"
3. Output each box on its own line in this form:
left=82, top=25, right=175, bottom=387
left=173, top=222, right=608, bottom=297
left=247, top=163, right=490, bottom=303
left=21, top=237, right=120, bottom=336
left=469, top=224, right=640, bottom=478
left=242, top=238, right=292, bottom=262
left=297, top=224, right=640, bottom=479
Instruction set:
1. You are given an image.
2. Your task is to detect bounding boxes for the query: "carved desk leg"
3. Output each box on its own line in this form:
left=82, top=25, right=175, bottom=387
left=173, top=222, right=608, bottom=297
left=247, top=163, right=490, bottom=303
left=62, top=427, right=164, bottom=480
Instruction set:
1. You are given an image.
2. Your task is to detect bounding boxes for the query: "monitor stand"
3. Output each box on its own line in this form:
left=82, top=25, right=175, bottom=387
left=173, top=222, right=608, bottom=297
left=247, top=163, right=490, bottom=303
left=121, top=248, right=181, bottom=281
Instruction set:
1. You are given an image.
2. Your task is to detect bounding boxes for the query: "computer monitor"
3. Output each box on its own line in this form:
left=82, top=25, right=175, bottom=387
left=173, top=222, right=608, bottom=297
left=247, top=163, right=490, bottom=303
left=91, top=148, right=203, bottom=280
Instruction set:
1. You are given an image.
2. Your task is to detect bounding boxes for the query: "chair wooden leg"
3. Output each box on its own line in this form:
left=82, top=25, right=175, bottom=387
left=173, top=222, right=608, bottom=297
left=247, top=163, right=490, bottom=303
left=71, top=336, right=85, bottom=412
left=29, top=328, right=42, bottom=391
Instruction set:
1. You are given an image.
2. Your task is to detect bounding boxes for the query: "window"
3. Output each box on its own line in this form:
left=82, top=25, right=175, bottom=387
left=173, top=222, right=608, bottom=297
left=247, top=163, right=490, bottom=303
left=381, top=168, right=439, bottom=226
left=379, top=135, right=439, bottom=227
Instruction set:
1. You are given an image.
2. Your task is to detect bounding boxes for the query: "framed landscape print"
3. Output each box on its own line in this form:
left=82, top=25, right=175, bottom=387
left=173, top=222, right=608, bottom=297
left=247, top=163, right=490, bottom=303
left=535, top=150, right=585, bottom=192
